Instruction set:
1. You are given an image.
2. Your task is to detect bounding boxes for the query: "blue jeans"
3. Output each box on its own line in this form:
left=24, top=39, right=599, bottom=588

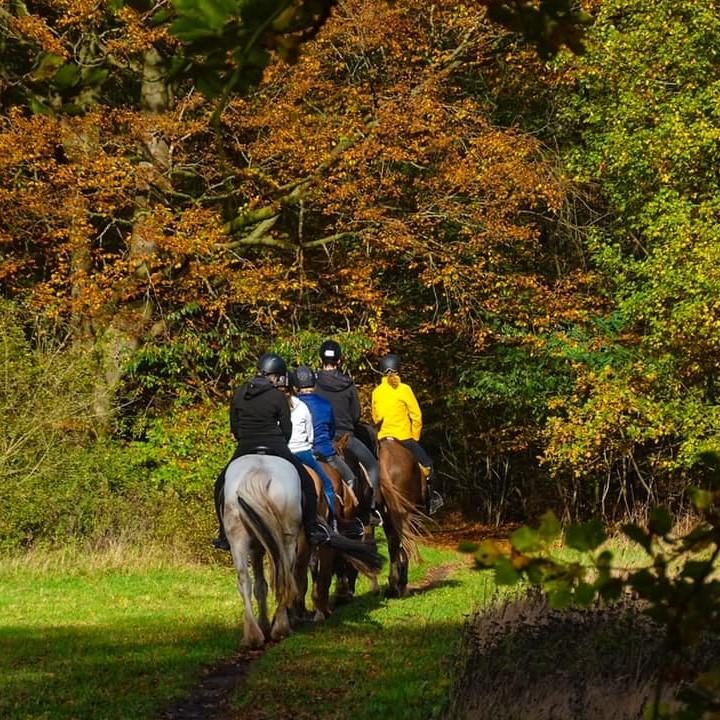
left=294, top=449, right=337, bottom=521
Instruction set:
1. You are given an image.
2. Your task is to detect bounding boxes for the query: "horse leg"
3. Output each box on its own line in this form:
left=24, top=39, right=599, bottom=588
left=292, top=536, right=311, bottom=624
left=271, top=533, right=299, bottom=641
left=397, top=545, right=410, bottom=598
left=312, top=545, right=334, bottom=621
left=251, top=546, right=271, bottom=640
left=384, top=517, right=403, bottom=598
left=230, top=532, right=265, bottom=648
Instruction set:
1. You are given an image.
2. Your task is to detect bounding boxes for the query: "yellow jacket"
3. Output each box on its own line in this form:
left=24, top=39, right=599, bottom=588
left=372, top=376, right=422, bottom=441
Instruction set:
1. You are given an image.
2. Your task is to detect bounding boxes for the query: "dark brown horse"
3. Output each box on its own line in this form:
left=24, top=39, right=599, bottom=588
left=303, top=464, right=381, bottom=619
left=377, top=437, right=427, bottom=597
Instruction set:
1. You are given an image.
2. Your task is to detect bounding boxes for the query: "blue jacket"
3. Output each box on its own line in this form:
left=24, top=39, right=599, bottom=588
left=299, top=392, right=336, bottom=458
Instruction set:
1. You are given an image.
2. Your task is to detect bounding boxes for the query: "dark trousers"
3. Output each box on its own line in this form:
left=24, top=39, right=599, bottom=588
left=345, top=435, right=380, bottom=493
left=401, top=439, right=433, bottom=471
left=215, top=442, right=318, bottom=535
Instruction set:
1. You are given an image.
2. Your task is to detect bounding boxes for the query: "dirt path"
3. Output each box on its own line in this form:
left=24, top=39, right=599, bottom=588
left=158, top=647, right=266, bottom=720
left=158, top=560, right=462, bottom=720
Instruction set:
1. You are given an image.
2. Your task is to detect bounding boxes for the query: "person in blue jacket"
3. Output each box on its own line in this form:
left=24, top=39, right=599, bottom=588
left=295, top=364, right=382, bottom=526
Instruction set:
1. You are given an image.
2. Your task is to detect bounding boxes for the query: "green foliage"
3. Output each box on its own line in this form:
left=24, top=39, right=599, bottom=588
left=0, top=300, right=221, bottom=552
left=130, top=402, right=229, bottom=496
left=473, top=450, right=720, bottom=719
left=487, top=0, right=592, bottom=58
left=271, top=329, right=375, bottom=372
left=540, top=0, right=720, bottom=517
left=124, top=311, right=254, bottom=410
left=457, top=342, right=575, bottom=423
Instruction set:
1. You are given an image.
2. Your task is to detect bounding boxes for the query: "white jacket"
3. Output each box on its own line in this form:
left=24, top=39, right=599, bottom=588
left=288, top=396, right=314, bottom=453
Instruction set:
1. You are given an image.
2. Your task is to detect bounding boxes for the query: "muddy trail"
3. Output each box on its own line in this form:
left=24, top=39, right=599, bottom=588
left=158, top=561, right=462, bottom=720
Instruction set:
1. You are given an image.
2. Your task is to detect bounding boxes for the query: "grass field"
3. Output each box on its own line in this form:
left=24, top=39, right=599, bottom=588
left=0, top=539, right=497, bottom=720
left=236, top=543, right=496, bottom=720
left=0, top=550, right=238, bottom=720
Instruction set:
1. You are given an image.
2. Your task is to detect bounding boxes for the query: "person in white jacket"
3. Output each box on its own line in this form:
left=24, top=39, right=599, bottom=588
left=285, top=379, right=338, bottom=529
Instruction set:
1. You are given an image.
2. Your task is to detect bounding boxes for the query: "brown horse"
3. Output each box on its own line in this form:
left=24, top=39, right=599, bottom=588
left=303, top=464, right=381, bottom=619
left=332, top=434, right=382, bottom=600
left=377, top=437, right=427, bottom=597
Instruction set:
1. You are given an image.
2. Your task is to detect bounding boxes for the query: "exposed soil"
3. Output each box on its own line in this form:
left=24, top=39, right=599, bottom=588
left=421, top=510, right=514, bottom=551
left=158, top=648, right=267, bottom=720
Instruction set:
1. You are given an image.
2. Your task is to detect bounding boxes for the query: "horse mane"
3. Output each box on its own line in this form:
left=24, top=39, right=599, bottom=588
left=236, top=468, right=298, bottom=607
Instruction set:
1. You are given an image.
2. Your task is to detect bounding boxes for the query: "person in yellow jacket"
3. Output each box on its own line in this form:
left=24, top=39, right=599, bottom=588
left=372, top=354, right=442, bottom=514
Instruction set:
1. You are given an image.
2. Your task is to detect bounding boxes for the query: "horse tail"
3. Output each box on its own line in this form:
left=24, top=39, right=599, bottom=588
left=327, top=534, right=384, bottom=576
left=236, top=470, right=297, bottom=608
left=380, top=472, right=426, bottom=561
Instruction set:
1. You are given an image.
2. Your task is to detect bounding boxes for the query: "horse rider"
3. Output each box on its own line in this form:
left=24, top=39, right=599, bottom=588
left=315, top=340, right=383, bottom=525
left=212, top=352, right=331, bottom=551
left=291, top=365, right=369, bottom=525
left=282, top=370, right=338, bottom=530
left=371, top=353, right=443, bottom=514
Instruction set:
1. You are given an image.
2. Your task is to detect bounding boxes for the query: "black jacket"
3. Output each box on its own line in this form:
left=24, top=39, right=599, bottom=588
left=315, top=369, right=360, bottom=437
left=229, top=376, right=291, bottom=449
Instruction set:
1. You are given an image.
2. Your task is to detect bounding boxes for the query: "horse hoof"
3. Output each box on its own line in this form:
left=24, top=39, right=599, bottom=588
left=385, top=586, right=401, bottom=599
left=333, top=592, right=354, bottom=606
left=245, top=631, right=266, bottom=649
left=313, top=610, right=328, bottom=622
left=270, top=626, right=290, bottom=641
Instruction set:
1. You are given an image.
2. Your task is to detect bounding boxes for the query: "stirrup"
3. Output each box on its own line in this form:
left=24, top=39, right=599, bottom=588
left=339, top=518, right=364, bottom=540
left=368, top=508, right=383, bottom=527
left=308, top=523, right=331, bottom=546
left=429, top=491, right=444, bottom=515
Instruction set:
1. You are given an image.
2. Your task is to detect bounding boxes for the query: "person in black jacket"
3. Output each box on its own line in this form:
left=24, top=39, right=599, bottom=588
left=212, top=352, right=329, bottom=551
left=315, top=340, right=382, bottom=525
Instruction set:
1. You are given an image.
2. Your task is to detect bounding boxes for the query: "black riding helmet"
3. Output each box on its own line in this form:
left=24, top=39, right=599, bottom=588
left=319, top=339, right=342, bottom=364
left=293, top=365, right=316, bottom=389
left=379, top=354, right=400, bottom=374
left=257, top=352, right=287, bottom=377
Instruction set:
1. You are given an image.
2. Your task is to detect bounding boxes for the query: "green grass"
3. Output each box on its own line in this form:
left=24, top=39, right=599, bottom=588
left=0, top=554, right=239, bottom=720
left=0, top=541, right=497, bottom=720
left=235, top=543, right=497, bottom=720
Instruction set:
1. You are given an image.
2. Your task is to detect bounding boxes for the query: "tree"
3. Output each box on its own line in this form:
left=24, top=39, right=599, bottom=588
left=538, top=0, right=720, bottom=517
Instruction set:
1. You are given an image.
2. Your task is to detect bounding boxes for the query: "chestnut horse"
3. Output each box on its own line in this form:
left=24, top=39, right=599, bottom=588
left=377, top=437, right=427, bottom=597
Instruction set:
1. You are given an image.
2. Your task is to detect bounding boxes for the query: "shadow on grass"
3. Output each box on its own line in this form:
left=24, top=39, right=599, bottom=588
left=408, top=578, right=463, bottom=597
left=0, top=557, right=468, bottom=720
left=232, top=573, right=476, bottom=720
left=0, top=620, right=238, bottom=720
left=236, top=617, right=463, bottom=720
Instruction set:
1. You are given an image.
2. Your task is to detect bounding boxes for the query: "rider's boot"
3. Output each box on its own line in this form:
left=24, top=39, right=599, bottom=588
left=337, top=517, right=365, bottom=539
left=211, top=525, right=231, bottom=551
left=299, top=472, right=331, bottom=545
left=212, top=470, right=231, bottom=550
left=306, top=519, right=331, bottom=545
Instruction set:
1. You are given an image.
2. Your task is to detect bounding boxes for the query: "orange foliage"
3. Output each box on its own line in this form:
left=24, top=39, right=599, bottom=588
left=1, top=0, right=599, bottom=362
